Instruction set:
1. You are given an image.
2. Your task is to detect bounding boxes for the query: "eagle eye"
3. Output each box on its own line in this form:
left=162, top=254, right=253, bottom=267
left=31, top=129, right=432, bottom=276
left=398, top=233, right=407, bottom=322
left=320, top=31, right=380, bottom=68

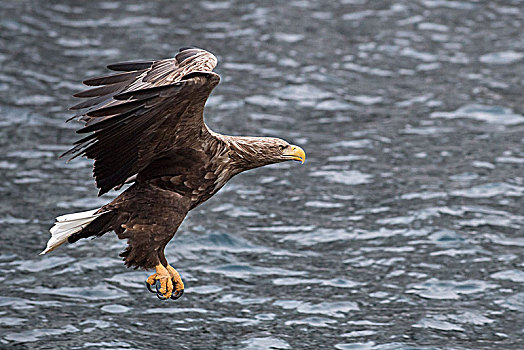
left=278, top=144, right=286, bottom=151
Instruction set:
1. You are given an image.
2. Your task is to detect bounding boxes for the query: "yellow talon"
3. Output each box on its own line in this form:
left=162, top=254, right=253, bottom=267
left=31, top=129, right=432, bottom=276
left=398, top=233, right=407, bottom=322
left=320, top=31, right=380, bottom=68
left=146, top=264, right=173, bottom=299
left=166, top=264, right=185, bottom=292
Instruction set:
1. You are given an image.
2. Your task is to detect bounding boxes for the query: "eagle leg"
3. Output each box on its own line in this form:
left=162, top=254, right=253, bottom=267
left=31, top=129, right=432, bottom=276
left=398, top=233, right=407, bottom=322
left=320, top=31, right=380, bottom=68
left=166, top=264, right=185, bottom=300
left=146, top=264, right=174, bottom=300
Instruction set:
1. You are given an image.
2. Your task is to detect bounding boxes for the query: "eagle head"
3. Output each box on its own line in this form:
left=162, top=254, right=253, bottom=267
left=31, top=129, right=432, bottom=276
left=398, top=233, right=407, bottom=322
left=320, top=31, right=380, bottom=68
left=228, top=136, right=306, bottom=171
left=268, top=138, right=306, bottom=164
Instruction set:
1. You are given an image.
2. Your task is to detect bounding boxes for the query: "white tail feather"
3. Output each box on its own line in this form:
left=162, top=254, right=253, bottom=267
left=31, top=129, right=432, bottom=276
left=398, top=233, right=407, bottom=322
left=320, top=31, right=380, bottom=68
left=40, top=209, right=106, bottom=255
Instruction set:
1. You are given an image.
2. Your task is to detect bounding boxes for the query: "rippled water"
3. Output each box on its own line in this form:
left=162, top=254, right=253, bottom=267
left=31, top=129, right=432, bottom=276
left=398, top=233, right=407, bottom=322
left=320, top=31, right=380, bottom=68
left=1, top=0, right=523, bottom=349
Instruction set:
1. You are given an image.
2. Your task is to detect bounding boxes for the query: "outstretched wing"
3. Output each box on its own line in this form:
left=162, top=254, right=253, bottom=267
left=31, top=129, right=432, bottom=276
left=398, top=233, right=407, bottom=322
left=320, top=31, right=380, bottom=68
left=63, top=48, right=220, bottom=195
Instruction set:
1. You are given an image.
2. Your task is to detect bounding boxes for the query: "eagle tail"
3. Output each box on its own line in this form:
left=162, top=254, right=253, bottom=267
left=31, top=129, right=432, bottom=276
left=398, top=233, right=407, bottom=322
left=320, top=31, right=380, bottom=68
left=40, top=209, right=106, bottom=255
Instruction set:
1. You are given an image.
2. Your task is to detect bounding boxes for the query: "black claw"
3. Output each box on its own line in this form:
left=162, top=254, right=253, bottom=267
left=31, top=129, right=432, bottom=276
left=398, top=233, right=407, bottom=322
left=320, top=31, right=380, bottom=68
left=156, top=292, right=167, bottom=300
left=146, top=281, right=156, bottom=293
left=171, top=289, right=184, bottom=300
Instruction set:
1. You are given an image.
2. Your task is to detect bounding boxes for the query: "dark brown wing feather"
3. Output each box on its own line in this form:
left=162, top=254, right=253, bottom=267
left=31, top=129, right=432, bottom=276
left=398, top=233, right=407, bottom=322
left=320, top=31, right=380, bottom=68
left=63, top=48, right=220, bottom=195
left=82, top=69, right=148, bottom=87
left=106, top=61, right=155, bottom=72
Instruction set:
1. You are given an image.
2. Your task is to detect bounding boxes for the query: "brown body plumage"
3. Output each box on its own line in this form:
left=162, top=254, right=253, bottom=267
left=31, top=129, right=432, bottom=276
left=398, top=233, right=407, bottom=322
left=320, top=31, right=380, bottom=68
left=41, top=47, right=305, bottom=299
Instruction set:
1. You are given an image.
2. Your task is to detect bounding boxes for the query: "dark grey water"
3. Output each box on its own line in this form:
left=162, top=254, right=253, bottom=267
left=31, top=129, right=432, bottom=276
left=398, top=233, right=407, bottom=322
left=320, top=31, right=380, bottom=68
left=1, top=0, right=523, bottom=349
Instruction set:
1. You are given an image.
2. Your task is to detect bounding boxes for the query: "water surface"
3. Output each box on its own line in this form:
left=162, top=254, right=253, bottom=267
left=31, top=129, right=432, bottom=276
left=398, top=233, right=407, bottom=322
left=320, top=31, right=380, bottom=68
left=1, top=0, right=523, bottom=349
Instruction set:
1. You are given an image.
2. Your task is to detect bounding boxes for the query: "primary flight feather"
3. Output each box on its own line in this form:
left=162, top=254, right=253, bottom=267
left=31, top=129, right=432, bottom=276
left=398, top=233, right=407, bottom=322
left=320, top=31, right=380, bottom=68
left=40, top=47, right=306, bottom=300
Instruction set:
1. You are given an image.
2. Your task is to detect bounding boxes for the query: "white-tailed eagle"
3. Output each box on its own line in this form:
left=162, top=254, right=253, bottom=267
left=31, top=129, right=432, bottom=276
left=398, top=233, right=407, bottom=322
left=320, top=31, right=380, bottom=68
left=40, top=47, right=305, bottom=300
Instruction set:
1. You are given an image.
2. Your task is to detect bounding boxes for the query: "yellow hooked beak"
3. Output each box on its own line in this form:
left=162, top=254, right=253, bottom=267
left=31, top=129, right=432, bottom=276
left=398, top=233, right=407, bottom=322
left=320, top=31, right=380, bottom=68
left=282, top=145, right=306, bottom=164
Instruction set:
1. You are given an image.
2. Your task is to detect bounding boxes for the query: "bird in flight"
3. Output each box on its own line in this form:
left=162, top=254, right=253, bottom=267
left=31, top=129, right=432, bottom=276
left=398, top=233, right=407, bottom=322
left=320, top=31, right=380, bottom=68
left=40, top=47, right=306, bottom=300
